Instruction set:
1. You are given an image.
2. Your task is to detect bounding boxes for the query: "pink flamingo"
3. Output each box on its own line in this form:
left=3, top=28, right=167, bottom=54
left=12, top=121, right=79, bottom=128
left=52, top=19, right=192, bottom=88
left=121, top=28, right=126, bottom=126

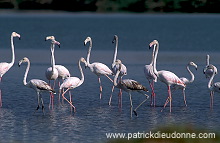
left=0, top=32, right=20, bottom=107
left=18, top=57, right=55, bottom=114
left=144, top=42, right=157, bottom=107
left=150, top=40, right=185, bottom=112
left=109, top=35, right=127, bottom=106
left=171, top=61, right=197, bottom=107
left=83, top=37, right=113, bottom=99
left=206, top=64, right=219, bottom=108
left=59, top=57, right=85, bottom=112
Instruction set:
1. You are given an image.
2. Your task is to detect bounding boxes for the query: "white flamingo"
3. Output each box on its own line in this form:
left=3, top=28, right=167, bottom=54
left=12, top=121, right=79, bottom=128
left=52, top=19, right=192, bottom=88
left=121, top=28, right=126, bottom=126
left=150, top=40, right=186, bottom=112
left=18, top=57, right=56, bottom=114
left=206, top=64, right=219, bottom=108
left=113, top=59, right=149, bottom=117
left=83, top=37, right=113, bottom=99
left=59, top=57, right=85, bottom=112
left=203, top=54, right=217, bottom=79
left=171, top=61, right=197, bottom=107
left=144, top=43, right=157, bottom=107
left=109, top=35, right=127, bottom=106
left=0, top=32, right=20, bottom=107
left=45, top=36, right=59, bottom=88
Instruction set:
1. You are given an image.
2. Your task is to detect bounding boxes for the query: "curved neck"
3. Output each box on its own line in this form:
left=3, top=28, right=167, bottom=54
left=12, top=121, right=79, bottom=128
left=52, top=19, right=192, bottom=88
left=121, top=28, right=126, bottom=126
left=11, top=35, right=15, bottom=65
left=23, top=60, right=30, bottom=86
left=114, top=69, right=120, bottom=87
left=112, top=38, right=118, bottom=66
left=153, top=44, right=159, bottom=77
left=86, top=39, right=92, bottom=65
left=187, top=65, right=194, bottom=83
left=208, top=69, right=215, bottom=90
left=79, top=59, right=84, bottom=86
left=149, top=44, right=155, bottom=65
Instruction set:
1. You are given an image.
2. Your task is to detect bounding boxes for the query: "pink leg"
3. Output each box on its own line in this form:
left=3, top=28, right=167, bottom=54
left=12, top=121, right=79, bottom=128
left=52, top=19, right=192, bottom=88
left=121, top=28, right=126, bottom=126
left=98, top=77, right=102, bottom=99
left=149, top=81, right=156, bottom=107
left=182, top=88, right=187, bottom=107
left=210, top=91, right=214, bottom=108
left=168, top=86, right=172, bottom=113
left=118, top=89, right=122, bottom=108
left=108, top=85, right=115, bottom=105
left=62, top=88, right=76, bottom=112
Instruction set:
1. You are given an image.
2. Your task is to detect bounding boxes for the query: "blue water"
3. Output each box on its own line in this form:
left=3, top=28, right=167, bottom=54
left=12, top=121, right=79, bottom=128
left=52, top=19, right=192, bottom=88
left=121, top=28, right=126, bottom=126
left=0, top=12, right=220, bottom=143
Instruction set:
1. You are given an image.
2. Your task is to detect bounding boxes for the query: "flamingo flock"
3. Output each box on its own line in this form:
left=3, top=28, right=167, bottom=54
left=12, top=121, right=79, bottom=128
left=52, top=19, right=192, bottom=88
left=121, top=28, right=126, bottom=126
left=0, top=32, right=218, bottom=117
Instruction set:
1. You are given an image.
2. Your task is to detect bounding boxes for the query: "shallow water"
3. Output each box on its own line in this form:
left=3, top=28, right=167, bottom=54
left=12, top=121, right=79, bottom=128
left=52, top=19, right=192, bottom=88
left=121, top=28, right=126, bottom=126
left=0, top=13, right=220, bottom=142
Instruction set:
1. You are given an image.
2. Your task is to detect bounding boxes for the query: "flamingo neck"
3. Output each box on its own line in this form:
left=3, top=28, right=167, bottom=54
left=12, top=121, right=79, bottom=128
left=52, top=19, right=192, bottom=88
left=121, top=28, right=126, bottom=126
left=79, top=59, right=84, bottom=86
left=208, top=68, right=215, bottom=90
left=149, top=44, right=155, bottom=65
left=187, top=65, right=195, bottom=83
left=112, top=38, right=118, bottom=68
left=113, top=70, right=120, bottom=87
left=10, top=35, right=15, bottom=66
left=23, top=60, right=30, bottom=86
left=86, top=40, right=92, bottom=65
left=51, top=43, right=56, bottom=73
left=206, top=55, right=210, bottom=66
left=153, top=44, right=159, bottom=77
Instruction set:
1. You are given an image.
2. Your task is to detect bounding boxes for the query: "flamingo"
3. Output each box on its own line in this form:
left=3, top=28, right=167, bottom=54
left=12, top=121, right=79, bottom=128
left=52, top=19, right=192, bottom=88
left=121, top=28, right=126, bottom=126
left=203, top=54, right=217, bottom=79
left=83, top=36, right=113, bottom=99
left=45, top=36, right=60, bottom=88
left=109, top=35, right=127, bottom=106
left=113, top=59, right=149, bottom=117
left=171, top=61, right=197, bottom=107
left=206, top=64, right=219, bottom=108
left=59, top=57, right=85, bottom=112
left=0, top=32, right=20, bottom=107
left=45, top=36, right=71, bottom=87
left=150, top=40, right=186, bottom=112
left=18, top=57, right=56, bottom=114
left=144, top=42, right=157, bottom=107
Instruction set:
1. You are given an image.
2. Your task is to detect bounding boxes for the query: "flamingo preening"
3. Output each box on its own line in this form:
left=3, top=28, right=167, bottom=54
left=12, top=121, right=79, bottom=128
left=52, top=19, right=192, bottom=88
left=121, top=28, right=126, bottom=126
left=18, top=57, right=56, bottom=114
left=83, top=37, right=113, bottom=99
left=0, top=32, right=20, bottom=107
left=144, top=42, right=157, bottom=107
left=109, top=35, right=127, bottom=106
left=113, top=59, right=149, bottom=117
left=203, top=55, right=217, bottom=79
left=59, top=57, right=85, bottom=113
left=205, top=64, right=219, bottom=108
left=150, top=40, right=186, bottom=112
left=171, top=61, right=197, bottom=107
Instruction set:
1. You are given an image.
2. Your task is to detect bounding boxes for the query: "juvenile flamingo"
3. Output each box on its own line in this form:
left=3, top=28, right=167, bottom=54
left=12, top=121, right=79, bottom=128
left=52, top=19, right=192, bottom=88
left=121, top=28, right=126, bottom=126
left=171, top=61, right=197, bottom=107
left=109, top=35, right=127, bottom=106
left=83, top=37, right=113, bottom=99
left=18, top=57, right=55, bottom=114
left=113, top=59, right=149, bottom=117
left=59, top=57, right=85, bottom=112
left=144, top=42, right=157, bottom=107
left=0, top=32, right=20, bottom=107
left=206, top=64, right=219, bottom=108
left=150, top=40, right=186, bottom=112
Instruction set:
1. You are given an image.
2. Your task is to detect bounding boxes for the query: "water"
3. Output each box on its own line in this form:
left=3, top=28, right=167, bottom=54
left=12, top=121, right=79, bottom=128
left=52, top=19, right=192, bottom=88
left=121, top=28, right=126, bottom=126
left=0, top=12, right=220, bottom=142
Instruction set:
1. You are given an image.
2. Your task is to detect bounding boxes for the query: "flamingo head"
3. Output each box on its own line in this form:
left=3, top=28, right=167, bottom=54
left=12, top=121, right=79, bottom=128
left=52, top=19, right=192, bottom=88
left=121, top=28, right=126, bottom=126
left=52, top=40, right=61, bottom=48
left=207, top=64, right=218, bottom=75
left=80, top=57, right=88, bottom=68
left=149, top=40, right=158, bottom=49
left=84, top=37, right=91, bottom=46
left=115, top=59, right=122, bottom=71
left=112, top=35, right=118, bottom=43
left=18, top=57, right=29, bottom=67
left=12, top=32, right=21, bottom=40
left=45, top=36, right=55, bottom=41
left=189, top=62, right=198, bottom=70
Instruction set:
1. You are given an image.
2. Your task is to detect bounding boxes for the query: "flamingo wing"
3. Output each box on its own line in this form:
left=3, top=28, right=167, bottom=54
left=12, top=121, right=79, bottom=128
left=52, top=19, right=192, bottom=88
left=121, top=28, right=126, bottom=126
left=29, top=79, right=55, bottom=93
left=144, top=64, right=157, bottom=82
left=0, top=62, right=12, bottom=77
left=93, top=62, right=113, bottom=75
left=61, top=77, right=81, bottom=89
left=122, top=79, right=148, bottom=92
left=213, top=82, right=220, bottom=93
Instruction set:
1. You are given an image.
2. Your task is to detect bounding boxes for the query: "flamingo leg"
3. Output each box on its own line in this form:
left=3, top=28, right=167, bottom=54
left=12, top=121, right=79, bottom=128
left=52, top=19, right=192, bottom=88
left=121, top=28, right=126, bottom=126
left=98, top=77, right=103, bottom=99
left=129, top=92, right=133, bottom=118
left=0, top=89, right=2, bottom=107
left=108, top=85, right=115, bottom=106
left=104, top=74, right=113, bottom=82
left=133, top=93, right=149, bottom=116
left=210, top=91, right=214, bottom=108
left=118, top=89, right=122, bottom=108
left=40, top=93, right=45, bottom=115
left=182, top=88, right=187, bottom=107
left=168, top=86, right=172, bottom=113
left=149, top=81, right=156, bottom=107
left=62, top=88, right=76, bottom=112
